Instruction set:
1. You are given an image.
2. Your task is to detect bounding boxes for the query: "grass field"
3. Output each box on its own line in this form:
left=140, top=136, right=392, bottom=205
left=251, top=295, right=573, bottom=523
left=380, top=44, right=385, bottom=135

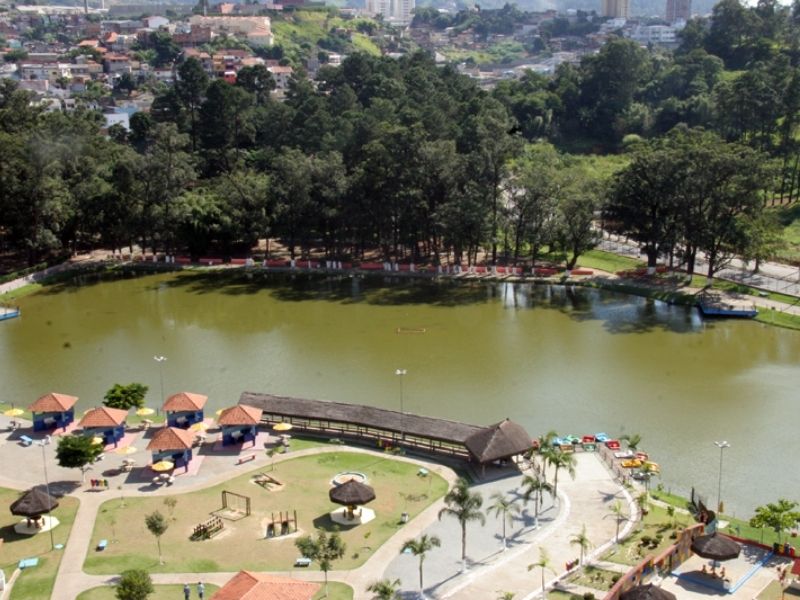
left=76, top=583, right=220, bottom=600
left=603, top=503, right=695, bottom=567
left=0, top=488, right=79, bottom=600
left=576, top=250, right=644, bottom=274
left=85, top=451, right=447, bottom=575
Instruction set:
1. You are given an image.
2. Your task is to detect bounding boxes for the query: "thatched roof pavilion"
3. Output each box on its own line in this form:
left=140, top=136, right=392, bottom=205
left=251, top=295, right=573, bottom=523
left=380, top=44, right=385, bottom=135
left=329, top=480, right=376, bottom=507
left=10, top=488, right=59, bottom=519
left=464, top=419, right=533, bottom=464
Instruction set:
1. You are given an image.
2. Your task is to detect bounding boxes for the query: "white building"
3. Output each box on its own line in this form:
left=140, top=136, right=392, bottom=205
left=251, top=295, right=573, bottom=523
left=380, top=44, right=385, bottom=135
left=365, top=0, right=415, bottom=25
left=627, top=24, right=677, bottom=45
left=187, top=16, right=273, bottom=46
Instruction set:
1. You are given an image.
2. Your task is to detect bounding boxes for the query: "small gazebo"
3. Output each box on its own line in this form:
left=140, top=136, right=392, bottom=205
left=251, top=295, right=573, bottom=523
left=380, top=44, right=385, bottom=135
left=217, top=404, right=261, bottom=446
left=620, top=585, right=677, bottom=600
left=329, top=479, right=376, bottom=525
left=78, top=407, right=127, bottom=447
left=146, top=427, right=194, bottom=471
left=163, top=392, right=207, bottom=428
left=464, top=419, right=533, bottom=471
left=10, top=487, right=60, bottom=534
left=28, top=393, right=78, bottom=432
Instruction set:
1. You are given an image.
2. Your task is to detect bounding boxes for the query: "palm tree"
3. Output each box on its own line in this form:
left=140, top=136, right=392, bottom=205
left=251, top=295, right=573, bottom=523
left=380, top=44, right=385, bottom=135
left=535, top=430, right=558, bottom=473
left=401, top=534, right=441, bottom=599
left=438, top=478, right=485, bottom=572
left=569, top=524, right=593, bottom=565
left=489, top=492, right=520, bottom=550
left=621, top=433, right=642, bottom=451
left=527, top=546, right=554, bottom=599
left=638, top=462, right=658, bottom=497
left=497, top=593, right=515, bottom=600
left=608, top=500, right=628, bottom=543
left=367, top=578, right=401, bottom=600
left=548, top=450, right=577, bottom=501
left=521, top=474, right=553, bottom=529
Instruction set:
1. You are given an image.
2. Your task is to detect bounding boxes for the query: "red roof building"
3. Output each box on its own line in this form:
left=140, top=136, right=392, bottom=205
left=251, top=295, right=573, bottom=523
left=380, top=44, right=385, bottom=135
left=78, top=406, right=128, bottom=428
left=217, top=404, right=261, bottom=426
left=212, top=571, right=320, bottom=600
left=28, top=393, right=78, bottom=413
left=146, top=427, right=194, bottom=452
left=163, top=392, right=208, bottom=412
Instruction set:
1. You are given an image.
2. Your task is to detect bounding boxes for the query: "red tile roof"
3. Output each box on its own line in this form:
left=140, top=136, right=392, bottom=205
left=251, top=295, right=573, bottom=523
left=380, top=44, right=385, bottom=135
left=163, top=392, right=208, bottom=412
left=146, top=426, right=194, bottom=452
left=217, top=404, right=261, bottom=426
left=28, top=393, right=78, bottom=413
left=212, top=571, right=320, bottom=600
left=79, top=406, right=128, bottom=428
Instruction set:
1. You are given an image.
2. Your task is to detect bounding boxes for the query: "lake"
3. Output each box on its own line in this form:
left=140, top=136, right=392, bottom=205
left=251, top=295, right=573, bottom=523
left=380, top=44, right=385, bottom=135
left=2, top=270, right=797, bottom=517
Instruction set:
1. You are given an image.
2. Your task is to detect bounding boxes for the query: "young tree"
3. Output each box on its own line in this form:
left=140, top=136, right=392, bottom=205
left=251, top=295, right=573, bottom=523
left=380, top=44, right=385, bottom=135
left=103, top=383, right=149, bottom=410
left=295, top=530, right=346, bottom=597
left=115, top=569, right=154, bottom=600
left=145, top=511, right=169, bottom=565
left=608, top=500, right=629, bottom=543
left=527, top=546, right=554, bottom=599
left=489, top=491, right=520, bottom=550
left=55, top=435, right=103, bottom=482
left=620, top=433, right=642, bottom=451
left=521, top=474, right=553, bottom=529
left=438, top=478, right=485, bottom=571
left=750, top=499, right=800, bottom=543
left=569, top=524, right=593, bottom=565
left=367, top=578, right=401, bottom=600
left=548, top=450, right=577, bottom=501
left=401, top=534, right=441, bottom=599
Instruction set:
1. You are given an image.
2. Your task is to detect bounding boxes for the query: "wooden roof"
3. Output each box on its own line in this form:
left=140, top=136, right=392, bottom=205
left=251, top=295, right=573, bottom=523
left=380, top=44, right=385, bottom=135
left=217, top=404, right=261, bottom=426
left=146, top=426, right=194, bottom=452
left=212, top=571, right=320, bottom=600
left=239, top=392, right=482, bottom=444
left=163, top=392, right=208, bottom=412
left=464, top=419, right=533, bottom=463
left=28, top=392, right=78, bottom=413
left=78, top=406, right=127, bottom=428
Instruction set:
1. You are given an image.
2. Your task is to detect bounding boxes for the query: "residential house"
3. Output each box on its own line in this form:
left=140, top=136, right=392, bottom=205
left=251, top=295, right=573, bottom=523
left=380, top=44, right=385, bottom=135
left=187, top=16, right=273, bottom=46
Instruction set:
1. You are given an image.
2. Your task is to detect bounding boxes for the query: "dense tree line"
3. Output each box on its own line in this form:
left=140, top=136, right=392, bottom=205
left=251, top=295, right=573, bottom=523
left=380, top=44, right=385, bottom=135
left=3, top=0, right=799, bottom=272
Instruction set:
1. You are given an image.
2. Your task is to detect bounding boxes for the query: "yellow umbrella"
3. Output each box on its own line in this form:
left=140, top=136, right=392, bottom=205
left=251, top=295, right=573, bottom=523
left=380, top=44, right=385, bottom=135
left=151, top=460, right=174, bottom=472
left=116, top=446, right=137, bottom=455
left=215, top=409, right=224, bottom=416
left=136, top=407, right=155, bottom=416
left=272, top=422, right=293, bottom=432
left=91, top=436, right=104, bottom=445
left=3, top=408, right=23, bottom=417
left=190, top=422, right=209, bottom=432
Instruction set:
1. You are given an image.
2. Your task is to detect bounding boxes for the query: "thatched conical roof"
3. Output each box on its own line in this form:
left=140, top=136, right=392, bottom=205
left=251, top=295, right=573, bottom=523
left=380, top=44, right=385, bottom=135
left=691, top=532, right=741, bottom=561
left=10, top=488, right=59, bottom=518
left=465, top=419, right=533, bottom=463
left=329, top=480, right=376, bottom=506
left=620, top=584, right=677, bottom=600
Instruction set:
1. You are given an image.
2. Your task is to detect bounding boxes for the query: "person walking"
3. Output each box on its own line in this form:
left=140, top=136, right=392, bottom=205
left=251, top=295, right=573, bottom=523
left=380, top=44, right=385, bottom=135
left=197, top=581, right=205, bottom=599
left=183, top=584, right=190, bottom=600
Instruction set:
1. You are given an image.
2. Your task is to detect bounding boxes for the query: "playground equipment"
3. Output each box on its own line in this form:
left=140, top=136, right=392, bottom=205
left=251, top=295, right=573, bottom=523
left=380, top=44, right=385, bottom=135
left=191, top=515, right=224, bottom=540
left=264, top=510, right=298, bottom=538
left=252, top=473, right=283, bottom=490
left=215, top=490, right=251, bottom=520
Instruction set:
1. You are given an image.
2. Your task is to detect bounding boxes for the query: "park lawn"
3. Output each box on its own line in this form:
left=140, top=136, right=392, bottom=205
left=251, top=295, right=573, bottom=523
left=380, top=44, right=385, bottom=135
left=84, top=451, right=447, bottom=575
left=577, top=250, right=644, bottom=274
left=602, top=503, right=695, bottom=567
left=0, top=488, right=79, bottom=600
left=76, top=583, right=220, bottom=599
left=315, top=581, right=354, bottom=600
left=566, top=566, right=622, bottom=591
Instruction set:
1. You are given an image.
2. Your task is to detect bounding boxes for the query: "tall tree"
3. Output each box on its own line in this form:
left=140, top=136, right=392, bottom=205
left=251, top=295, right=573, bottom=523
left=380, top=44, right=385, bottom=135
left=438, top=478, right=485, bottom=571
left=569, top=524, right=593, bottom=565
left=103, top=383, right=149, bottom=410
left=489, top=492, right=520, bottom=550
left=527, top=546, right=554, bottom=599
left=176, top=58, right=209, bottom=152
left=145, top=511, right=169, bottom=565
left=521, top=474, right=552, bottom=530
left=295, top=530, right=346, bottom=597
left=55, top=435, right=103, bottom=482
left=401, top=534, right=441, bottom=599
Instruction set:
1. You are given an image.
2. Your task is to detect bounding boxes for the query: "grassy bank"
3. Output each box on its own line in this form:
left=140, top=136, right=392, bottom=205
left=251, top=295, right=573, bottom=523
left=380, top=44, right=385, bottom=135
left=77, top=584, right=220, bottom=600
left=0, top=488, right=79, bottom=600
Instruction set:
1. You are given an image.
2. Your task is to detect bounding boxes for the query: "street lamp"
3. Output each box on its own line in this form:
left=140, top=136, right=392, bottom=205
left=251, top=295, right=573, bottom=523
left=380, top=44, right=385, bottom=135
left=714, top=440, right=730, bottom=514
left=37, top=441, right=55, bottom=551
left=153, top=355, right=167, bottom=405
left=395, top=369, right=407, bottom=441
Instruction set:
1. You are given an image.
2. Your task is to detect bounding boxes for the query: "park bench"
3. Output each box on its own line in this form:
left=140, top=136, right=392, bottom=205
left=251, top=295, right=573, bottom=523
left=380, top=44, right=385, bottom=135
left=294, top=557, right=312, bottom=567
left=19, top=435, right=33, bottom=447
left=237, top=453, right=256, bottom=465
left=18, top=558, right=38, bottom=569
left=97, top=539, right=108, bottom=551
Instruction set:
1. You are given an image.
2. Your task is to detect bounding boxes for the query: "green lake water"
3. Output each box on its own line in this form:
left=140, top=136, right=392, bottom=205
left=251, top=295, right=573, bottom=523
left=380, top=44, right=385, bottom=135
left=2, top=270, right=798, bottom=516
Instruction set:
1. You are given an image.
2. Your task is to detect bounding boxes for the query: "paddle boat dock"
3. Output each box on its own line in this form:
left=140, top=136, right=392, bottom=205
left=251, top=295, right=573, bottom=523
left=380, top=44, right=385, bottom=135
left=697, top=291, right=757, bottom=319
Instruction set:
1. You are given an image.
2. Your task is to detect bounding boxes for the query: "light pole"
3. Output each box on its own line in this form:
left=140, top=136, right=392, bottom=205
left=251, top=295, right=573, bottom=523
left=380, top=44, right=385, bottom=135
left=153, top=355, right=167, bottom=414
left=715, top=440, right=730, bottom=514
left=395, top=369, right=406, bottom=441
left=37, top=441, right=55, bottom=551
